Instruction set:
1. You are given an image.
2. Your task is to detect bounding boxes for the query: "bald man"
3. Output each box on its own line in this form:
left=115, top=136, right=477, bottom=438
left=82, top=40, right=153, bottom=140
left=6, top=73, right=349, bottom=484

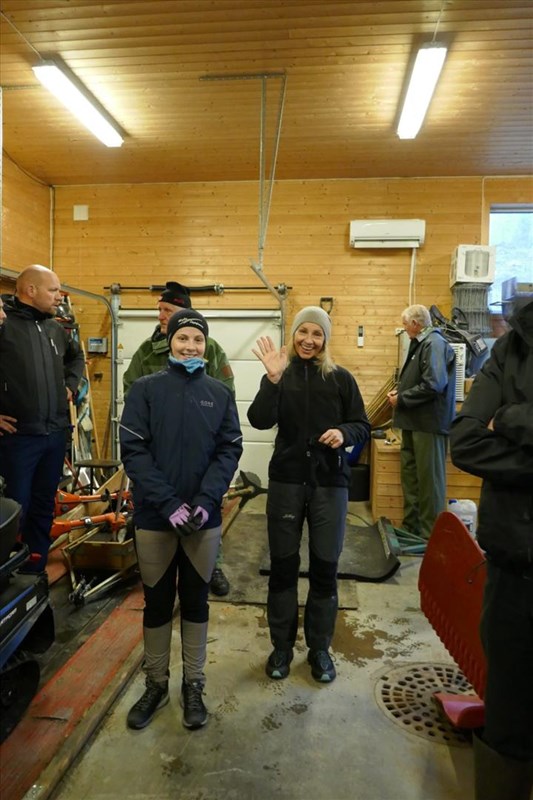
left=0, top=265, right=85, bottom=572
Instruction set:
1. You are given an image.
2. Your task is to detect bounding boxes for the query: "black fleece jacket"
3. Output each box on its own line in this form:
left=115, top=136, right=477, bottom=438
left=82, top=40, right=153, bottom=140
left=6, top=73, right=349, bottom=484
left=247, top=357, right=370, bottom=488
left=450, top=301, right=533, bottom=567
left=0, top=297, right=85, bottom=435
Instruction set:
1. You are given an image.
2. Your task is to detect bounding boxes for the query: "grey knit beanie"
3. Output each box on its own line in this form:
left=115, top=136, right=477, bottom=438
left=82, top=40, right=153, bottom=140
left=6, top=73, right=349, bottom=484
left=290, top=306, right=331, bottom=343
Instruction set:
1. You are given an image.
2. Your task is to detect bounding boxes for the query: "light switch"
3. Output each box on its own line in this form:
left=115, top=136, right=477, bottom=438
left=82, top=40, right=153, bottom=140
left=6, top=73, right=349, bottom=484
left=73, top=204, right=89, bottom=221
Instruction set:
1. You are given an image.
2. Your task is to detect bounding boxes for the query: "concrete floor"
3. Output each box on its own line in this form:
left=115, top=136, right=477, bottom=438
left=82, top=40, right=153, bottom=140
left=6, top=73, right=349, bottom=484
left=50, top=499, right=475, bottom=800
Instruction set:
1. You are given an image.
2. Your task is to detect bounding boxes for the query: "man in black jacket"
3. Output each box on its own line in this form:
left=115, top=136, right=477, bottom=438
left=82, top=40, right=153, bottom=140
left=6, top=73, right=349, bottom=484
left=450, top=299, right=533, bottom=800
left=0, top=265, right=85, bottom=572
left=387, top=304, right=456, bottom=539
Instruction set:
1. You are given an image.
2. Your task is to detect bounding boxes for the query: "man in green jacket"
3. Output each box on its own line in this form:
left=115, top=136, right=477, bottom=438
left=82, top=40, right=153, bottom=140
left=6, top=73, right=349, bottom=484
left=123, top=281, right=235, bottom=596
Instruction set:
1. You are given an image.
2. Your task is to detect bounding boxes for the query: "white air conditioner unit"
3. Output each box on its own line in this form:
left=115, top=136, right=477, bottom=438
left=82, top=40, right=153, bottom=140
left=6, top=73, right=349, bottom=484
left=450, top=343, right=466, bottom=402
left=350, top=219, right=426, bottom=249
left=450, top=245, right=496, bottom=287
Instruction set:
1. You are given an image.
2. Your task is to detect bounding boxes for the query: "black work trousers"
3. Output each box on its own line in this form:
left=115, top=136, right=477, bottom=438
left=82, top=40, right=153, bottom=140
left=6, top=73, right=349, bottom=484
left=266, top=480, right=348, bottom=652
left=481, top=561, right=533, bottom=762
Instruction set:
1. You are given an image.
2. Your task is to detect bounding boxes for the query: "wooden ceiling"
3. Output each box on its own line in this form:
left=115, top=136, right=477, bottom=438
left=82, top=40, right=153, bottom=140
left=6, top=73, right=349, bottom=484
left=1, top=1, right=532, bottom=186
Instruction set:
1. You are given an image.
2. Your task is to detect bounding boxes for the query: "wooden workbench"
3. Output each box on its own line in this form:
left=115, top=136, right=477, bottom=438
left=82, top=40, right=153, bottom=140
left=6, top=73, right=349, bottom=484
left=370, top=437, right=482, bottom=528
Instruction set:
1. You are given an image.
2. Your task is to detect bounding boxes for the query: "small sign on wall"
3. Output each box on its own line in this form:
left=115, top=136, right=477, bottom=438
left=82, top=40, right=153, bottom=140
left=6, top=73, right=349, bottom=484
left=87, top=336, right=108, bottom=354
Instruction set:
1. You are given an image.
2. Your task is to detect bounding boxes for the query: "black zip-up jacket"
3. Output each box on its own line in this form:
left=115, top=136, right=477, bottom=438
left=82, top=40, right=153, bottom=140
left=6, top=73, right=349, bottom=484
left=119, top=361, right=243, bottom=531
left=0, top=297, right=85, bottom=435
left=393, top=327, right=456, bottom=435
left=450, top=301, right=533, bottom=567
left=247, top=357, right=370, bottom=488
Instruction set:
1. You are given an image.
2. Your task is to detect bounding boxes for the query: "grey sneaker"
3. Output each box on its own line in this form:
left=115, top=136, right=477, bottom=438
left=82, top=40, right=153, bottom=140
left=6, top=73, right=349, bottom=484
left=127, top=679, right=169, bottom=729
left=265, top=648, right=293, bottom=680
left=181, top=680, right=208, bottom=729
left=307, top=649, right=336, bottom=683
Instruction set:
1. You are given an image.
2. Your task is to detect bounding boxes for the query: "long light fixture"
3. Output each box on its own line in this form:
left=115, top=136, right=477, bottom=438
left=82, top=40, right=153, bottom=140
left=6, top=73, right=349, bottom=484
left=397, top=42, right=447, bottom=140
left=32, top=59, right=124, bottom=147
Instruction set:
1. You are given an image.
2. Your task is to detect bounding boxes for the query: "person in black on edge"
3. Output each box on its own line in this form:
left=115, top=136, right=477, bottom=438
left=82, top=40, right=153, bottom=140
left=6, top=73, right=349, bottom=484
left=450, top=299, right=533, bottom=800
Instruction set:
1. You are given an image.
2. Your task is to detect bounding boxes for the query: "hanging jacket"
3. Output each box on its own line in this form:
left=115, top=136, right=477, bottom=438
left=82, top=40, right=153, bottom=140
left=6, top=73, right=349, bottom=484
left=393, top=326, right=456, bottom=434
left=120, top=360, right=243, bottom=531
left=0, top=296, right=85, bottom=435
left=450, top=301, right=533, bottom=567
left=123, top=326, right=234, bottom=397
left=247, top=356, right=370, bottom=488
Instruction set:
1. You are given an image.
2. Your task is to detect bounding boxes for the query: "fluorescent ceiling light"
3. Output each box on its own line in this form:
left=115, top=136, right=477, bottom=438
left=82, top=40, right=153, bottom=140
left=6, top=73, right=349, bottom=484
left=397, top=43, right=447, bottom=140
left=32, top=60, right=124, bottom=147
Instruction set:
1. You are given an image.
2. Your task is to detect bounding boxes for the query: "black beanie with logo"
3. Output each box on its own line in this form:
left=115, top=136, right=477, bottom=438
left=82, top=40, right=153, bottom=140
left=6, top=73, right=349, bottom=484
left=167, top=308, right=209, bottom=345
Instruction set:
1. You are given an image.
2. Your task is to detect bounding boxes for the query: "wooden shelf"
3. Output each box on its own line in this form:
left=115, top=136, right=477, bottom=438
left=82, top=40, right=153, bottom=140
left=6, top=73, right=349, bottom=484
left=370, top=438, right=482, bottom=528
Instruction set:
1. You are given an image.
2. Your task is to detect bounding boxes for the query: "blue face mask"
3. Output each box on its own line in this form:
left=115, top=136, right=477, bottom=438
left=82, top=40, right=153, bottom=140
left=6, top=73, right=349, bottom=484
left=169, top=356, right=206, bottom=374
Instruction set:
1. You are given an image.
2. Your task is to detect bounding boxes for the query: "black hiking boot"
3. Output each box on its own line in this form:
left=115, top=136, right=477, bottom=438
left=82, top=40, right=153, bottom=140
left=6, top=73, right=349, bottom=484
left=181, top=679, right=208, bottom=729
left=127, top=679, right=169, bottom=729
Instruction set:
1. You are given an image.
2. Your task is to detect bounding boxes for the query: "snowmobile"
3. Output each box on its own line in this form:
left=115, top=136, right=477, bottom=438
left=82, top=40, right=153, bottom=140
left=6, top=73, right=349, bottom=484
left=0, top=481, right=55, bottom=743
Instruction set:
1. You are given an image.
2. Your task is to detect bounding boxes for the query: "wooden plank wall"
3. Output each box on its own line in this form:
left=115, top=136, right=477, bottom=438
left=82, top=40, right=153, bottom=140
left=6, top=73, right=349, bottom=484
left=2, top=174, right=531, bottom=454
left=1, top=157, right=51, bottom=270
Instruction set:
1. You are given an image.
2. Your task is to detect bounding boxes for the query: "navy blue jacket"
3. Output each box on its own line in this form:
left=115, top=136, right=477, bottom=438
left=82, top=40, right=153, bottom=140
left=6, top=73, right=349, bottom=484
left=0, top=297, right=84, bottom=435
left=450, top=301, right=533, bottom=567
left=247, top=357, right=370, bottom=488
left=120, top=361, right=243, bottom=531
left=394, top=327, right=456, bottom=435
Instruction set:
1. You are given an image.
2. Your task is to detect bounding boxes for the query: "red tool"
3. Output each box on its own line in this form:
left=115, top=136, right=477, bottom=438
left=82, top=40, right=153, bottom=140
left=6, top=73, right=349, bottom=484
left=54, top=489, right=131, bottom=517
left=418, top=510, right=487, bottom=728
left=51, top=512, right=127, bottom=540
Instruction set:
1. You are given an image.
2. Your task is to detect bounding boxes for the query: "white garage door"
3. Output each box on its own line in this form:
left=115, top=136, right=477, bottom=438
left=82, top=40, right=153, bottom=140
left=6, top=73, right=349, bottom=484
left=117, top=308, right=282, bottom=487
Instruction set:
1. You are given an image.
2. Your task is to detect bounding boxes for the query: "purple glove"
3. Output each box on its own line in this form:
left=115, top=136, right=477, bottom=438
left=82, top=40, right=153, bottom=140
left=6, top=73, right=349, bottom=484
left=179, top=505, right=209, bottom=536
left=169, top=503, right=191, bottom=529
left=192, top=506, right=209, bottom=527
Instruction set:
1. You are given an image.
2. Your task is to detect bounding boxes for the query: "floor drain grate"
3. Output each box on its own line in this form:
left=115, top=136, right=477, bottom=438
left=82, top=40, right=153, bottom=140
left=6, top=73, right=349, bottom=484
left=374, top=662, right=474, bottom=747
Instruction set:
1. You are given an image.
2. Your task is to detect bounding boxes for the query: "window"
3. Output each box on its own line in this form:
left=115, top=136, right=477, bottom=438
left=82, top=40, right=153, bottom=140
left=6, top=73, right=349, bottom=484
left=489, top=205, right=533, bottom=311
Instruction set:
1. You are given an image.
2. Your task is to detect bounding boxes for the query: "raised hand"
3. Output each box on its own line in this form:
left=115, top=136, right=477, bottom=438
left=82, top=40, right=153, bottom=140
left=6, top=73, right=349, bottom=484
left=251, top=336, right=288, bottom=384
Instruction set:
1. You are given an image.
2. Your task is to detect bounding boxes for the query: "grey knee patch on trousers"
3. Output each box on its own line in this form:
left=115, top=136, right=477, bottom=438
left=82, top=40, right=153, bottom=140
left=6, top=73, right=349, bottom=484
left=181, top=526, right=221, bottom=584
left=135, top=528, right=177, bottom=588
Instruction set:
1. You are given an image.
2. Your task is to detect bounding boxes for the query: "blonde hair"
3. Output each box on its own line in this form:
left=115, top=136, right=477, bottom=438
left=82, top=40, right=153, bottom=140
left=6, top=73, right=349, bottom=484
left=288, top=339, right=337, bottom=376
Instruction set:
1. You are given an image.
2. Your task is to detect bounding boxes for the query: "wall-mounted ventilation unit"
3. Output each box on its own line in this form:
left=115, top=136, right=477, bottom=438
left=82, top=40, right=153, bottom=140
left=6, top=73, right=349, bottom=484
left=450, top=245, right=496, bottom=287
left=450, top=343, right=466, bottom=402
left=350, top=219, right=426, bottom=249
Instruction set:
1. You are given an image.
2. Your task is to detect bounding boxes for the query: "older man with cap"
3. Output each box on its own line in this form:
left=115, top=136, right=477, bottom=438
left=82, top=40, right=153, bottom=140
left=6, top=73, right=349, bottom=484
left=248, top=306, right=370, bottom=684
left=123, top=281, right=235, bottom=596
